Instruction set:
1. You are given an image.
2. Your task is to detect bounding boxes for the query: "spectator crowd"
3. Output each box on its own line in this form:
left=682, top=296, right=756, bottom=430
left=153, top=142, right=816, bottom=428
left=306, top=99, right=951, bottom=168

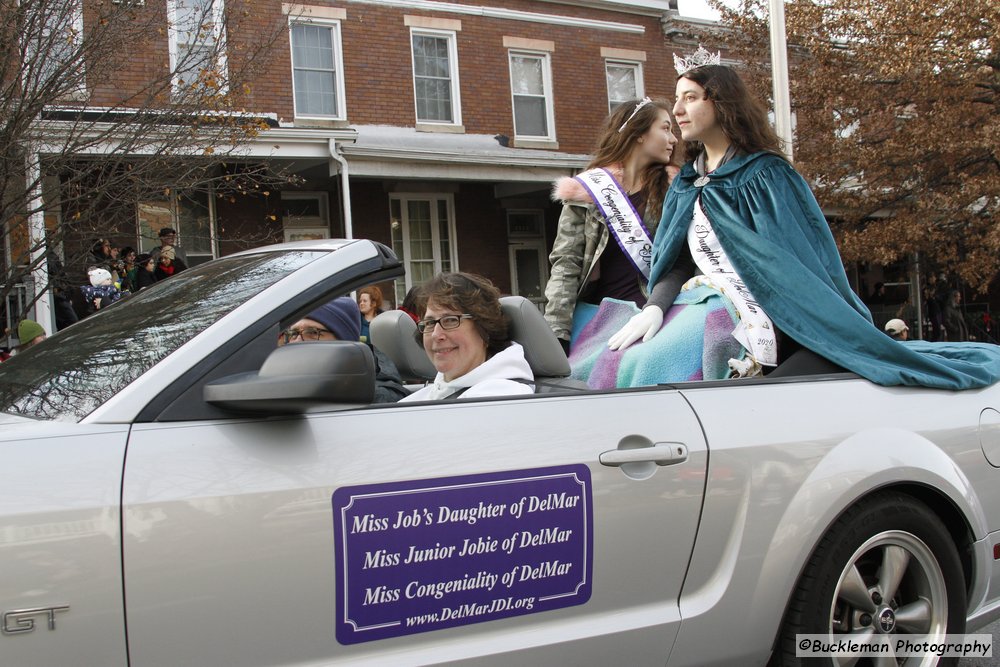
left=3, top=228, right=190, bottom=356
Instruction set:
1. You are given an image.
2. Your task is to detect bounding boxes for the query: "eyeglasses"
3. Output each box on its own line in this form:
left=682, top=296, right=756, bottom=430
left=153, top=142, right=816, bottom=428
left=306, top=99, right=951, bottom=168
left=416, top=314, right=474, bottom=334
left=279, top=326, right=332, bottom=344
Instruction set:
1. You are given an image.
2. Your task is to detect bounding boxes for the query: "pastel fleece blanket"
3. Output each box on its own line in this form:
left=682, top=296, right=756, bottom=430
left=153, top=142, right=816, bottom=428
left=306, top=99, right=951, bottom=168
left=569, top=285, right=745, bottom=388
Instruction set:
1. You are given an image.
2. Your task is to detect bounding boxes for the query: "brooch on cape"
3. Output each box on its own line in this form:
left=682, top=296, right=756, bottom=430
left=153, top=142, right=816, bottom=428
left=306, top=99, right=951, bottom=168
left=694, top=175, right=711, bottom=187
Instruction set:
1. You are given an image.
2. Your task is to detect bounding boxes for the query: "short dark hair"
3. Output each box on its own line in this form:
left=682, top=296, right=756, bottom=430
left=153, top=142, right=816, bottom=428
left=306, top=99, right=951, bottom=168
left=401, top=285, right=423, bottom=313
left=158, top=227, right=177, bottom=238
left=414, top=272, right=511, bottom=357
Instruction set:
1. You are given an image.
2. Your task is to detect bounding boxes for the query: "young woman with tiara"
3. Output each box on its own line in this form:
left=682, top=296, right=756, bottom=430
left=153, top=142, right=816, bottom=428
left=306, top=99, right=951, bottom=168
left=606, top=47, right=1000, bottom=389
left=543, top=97, right=681, bottom=353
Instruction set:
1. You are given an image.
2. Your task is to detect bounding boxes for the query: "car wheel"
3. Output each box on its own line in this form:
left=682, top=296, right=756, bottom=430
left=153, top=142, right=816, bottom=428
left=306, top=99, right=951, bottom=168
left=776, top=491, right=967, bottom=666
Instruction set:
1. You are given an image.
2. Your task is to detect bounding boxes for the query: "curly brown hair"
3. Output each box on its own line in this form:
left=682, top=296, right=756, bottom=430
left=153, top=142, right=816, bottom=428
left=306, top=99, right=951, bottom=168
left=358, top=285, right=384, bottom=314
left=413, top=272, right=511, bottom=357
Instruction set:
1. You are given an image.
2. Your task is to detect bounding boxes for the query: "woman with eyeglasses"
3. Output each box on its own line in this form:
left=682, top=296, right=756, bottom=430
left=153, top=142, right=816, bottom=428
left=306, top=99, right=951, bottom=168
left=400, top=272, right=533, bottom=402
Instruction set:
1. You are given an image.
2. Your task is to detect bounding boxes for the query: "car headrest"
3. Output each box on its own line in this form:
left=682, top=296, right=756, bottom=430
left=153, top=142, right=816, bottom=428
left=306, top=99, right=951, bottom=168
left=369, top=310, right=436, bottom=382
left=500, top=296, right=570, bottom=378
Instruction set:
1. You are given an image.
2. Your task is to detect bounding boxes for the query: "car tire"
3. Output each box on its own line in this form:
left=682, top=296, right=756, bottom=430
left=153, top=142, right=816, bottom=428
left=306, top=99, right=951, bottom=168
left=775, top=491, right=967, bottom=666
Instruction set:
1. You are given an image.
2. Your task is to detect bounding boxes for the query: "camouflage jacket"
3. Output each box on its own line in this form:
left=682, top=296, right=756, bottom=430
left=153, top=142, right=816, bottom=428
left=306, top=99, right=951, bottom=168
left=543, top=176, right=661, bottom=341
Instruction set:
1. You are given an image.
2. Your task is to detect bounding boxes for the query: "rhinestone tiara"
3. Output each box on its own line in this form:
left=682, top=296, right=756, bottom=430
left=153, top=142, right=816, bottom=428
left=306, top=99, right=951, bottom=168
left=617, top=97, right=653, bottom=133
left=673, top=45, right=722, bottom=75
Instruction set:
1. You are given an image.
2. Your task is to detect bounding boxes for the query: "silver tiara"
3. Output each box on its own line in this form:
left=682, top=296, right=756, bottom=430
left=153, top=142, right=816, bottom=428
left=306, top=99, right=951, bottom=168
left=673, top=45, right=721, bottom=75
left=617, top=96, right=653, bottom=133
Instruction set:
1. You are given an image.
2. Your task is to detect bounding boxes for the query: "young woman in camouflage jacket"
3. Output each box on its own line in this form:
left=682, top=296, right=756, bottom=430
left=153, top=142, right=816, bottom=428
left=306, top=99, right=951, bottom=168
left=543, top=98, right=682, bottom=348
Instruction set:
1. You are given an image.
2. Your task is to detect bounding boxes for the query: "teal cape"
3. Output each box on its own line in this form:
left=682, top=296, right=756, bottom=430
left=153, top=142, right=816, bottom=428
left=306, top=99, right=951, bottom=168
left=648, top=152, right=1000, bottom=390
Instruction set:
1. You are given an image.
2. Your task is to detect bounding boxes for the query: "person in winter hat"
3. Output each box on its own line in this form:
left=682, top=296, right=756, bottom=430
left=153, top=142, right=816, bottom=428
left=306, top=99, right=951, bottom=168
left=277, top=296, right=407, bottom=403
left=3, top=318, right=47, bottom=359
left=16, top=319, right=47, bottom=353
left=81, top=266, right=124, bottom=314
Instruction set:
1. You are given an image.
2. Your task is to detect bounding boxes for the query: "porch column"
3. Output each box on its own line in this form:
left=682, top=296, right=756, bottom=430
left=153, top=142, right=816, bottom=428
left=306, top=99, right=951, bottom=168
left=25, top=149, right=53, bottom=333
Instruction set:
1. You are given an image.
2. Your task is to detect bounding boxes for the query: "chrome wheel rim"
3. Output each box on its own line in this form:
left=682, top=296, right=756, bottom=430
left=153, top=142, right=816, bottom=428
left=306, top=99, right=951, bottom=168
left=827, top=530, right=948, bottom=667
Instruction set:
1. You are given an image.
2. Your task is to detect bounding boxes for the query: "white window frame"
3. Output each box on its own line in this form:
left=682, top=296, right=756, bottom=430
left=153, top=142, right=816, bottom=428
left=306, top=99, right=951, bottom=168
left=508, top=50, right=555, bottom=141
left=389, top=194, right=458, bottom=302
left=166, top=0, right=228, bottom=96
left=281, top=191, right=330, bottom=242
left=605, top=60, right=644, bottom=113
left=22, top=0, right=86, bottom=97
left=137, top=189, right=218, bottom=265
left=288, top=17, right=346, bottom=120
left=409, top=28, right=462, bottom=126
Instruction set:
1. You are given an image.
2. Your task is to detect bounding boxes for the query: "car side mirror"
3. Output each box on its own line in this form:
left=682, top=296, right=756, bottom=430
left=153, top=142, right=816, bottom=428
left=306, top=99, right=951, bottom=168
left=204, top=341, right=375, bottom=414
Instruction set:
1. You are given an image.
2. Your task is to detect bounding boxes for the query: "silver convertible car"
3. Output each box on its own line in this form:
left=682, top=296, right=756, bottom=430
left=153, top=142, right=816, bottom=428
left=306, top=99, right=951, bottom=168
left=3, top=239, right=1000, bottom=667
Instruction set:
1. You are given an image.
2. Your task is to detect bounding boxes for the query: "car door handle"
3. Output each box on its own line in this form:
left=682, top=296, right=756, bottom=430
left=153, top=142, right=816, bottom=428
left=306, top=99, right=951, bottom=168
left=599, top=443, right=689, bottom=467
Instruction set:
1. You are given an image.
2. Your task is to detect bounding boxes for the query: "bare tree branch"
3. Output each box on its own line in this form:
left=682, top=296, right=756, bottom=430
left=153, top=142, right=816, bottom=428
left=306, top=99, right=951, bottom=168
left=2, top=0, right=299, bottom=318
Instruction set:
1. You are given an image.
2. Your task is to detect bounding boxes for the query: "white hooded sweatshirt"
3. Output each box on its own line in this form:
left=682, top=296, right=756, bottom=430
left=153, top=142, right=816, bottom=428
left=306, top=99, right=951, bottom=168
left=400, top=343, right=534, bottom=402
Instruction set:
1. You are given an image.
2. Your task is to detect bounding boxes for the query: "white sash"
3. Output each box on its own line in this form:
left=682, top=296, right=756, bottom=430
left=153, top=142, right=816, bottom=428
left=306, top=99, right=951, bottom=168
left=686, top=199, right=778, bottom=366
left=574, top=168, right=653, bottom=280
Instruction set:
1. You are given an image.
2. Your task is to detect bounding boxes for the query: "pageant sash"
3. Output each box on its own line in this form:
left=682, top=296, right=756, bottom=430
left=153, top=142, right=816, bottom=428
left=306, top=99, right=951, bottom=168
left=574, top=168, right=653, bottom=281
left=686, top=199, right=778, bottom=366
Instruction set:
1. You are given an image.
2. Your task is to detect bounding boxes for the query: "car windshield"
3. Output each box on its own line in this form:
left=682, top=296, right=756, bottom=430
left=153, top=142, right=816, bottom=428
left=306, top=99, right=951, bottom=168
left=0, top=250, right=320, bottom=422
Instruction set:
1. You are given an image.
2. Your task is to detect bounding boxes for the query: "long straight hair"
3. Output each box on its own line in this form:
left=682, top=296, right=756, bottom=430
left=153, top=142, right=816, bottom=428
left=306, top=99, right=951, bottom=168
left=679, top=65, right=785, bottom=160
left=588, top=98, right=683, bottom=221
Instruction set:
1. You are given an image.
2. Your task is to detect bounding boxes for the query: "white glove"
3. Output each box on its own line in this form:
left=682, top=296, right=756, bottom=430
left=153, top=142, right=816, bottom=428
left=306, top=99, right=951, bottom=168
left=608, top=305, right=663, bottom=350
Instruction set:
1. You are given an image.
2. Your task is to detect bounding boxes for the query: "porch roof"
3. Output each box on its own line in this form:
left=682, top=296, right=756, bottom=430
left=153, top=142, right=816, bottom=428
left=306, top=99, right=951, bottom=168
left=339, top=125, right=590, bottom=182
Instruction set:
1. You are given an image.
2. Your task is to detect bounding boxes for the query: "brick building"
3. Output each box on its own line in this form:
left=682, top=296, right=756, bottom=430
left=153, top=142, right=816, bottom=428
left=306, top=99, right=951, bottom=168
left=303, top=0, right=686, bottom=306
left=8, top=0, right=709, bottom=331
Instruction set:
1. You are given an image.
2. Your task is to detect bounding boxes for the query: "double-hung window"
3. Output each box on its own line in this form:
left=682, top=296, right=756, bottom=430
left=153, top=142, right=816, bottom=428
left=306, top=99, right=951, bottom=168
left=167, top=0, right=227, bottom=94
left=509, top=51, right=554, bottom=140
left=289, top=19, right=346, bottom=119
left=23, top=0, right=85, bottom=96
left=410, top=29, right=461, bottom=126
left=606, top=60, right=644, bottom=113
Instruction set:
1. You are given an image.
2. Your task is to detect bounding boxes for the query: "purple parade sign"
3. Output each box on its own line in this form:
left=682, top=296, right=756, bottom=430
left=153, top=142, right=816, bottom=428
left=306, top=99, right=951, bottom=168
left=332, top=465, right=593, bottom=644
